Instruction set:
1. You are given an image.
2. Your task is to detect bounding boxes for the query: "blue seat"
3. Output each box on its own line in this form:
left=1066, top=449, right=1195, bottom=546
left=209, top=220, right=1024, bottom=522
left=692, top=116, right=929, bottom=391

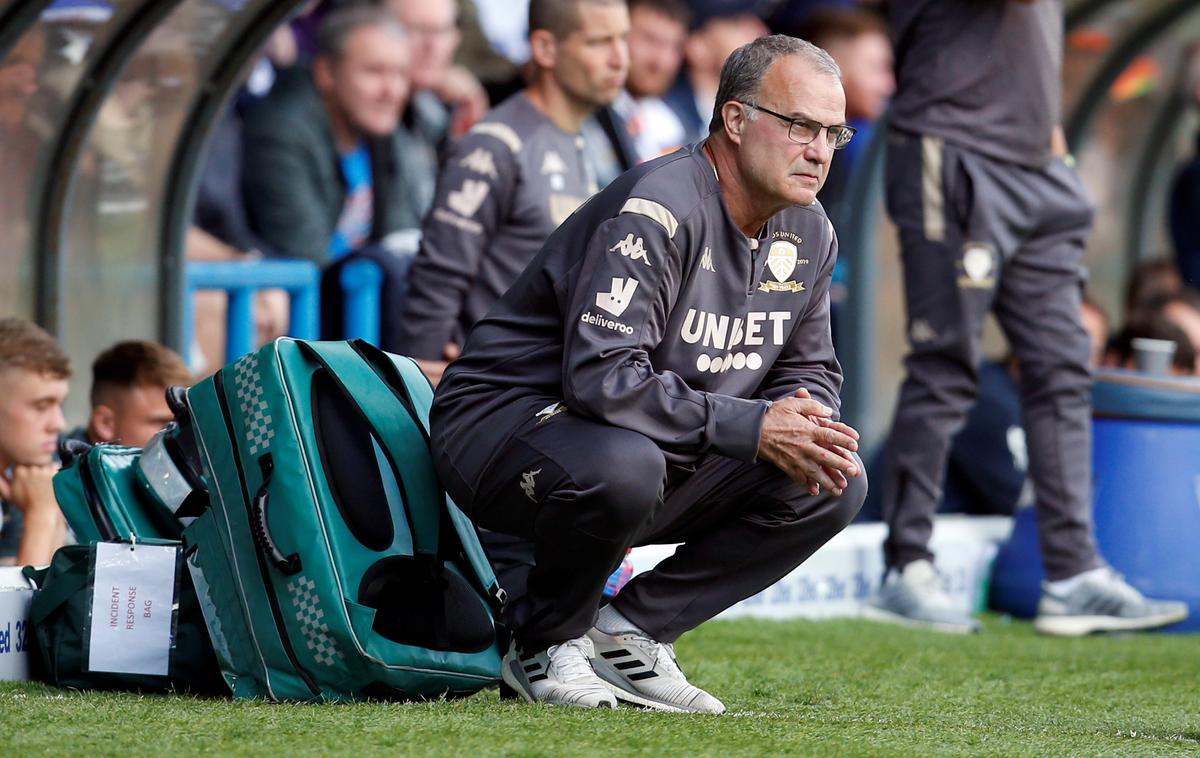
left=989, top=370, right=1200, bottom=632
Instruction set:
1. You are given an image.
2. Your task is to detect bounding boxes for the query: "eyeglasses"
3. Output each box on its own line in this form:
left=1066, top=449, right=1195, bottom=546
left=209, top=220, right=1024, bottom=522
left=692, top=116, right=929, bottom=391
left=742, top=102, right=856, bottom=150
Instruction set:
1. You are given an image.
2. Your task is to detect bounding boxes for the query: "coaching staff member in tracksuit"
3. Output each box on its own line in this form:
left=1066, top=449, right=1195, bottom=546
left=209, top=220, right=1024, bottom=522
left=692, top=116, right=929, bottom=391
left=867, top=0, right=1186, bottom=636
left=398, top=0, right=630, bottom=384
left=431, top=36, right=866, bottom=712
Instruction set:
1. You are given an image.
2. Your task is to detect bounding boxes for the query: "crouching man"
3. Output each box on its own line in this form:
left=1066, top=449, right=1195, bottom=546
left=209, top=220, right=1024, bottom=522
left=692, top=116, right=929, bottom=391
left=431, top=35, right=866, bottom=712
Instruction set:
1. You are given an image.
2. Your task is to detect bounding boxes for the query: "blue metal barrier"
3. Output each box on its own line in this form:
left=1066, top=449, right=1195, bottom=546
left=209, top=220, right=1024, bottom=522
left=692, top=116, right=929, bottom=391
left=339, top=258, right=383, bottom=344
left=185, top=259, right=320, bottom=363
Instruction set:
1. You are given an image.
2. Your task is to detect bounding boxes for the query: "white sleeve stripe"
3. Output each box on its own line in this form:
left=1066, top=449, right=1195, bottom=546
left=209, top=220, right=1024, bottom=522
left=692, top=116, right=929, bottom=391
left=619, top=198, right=679, bottom=238
left=468, top=122, right=522, bottom=153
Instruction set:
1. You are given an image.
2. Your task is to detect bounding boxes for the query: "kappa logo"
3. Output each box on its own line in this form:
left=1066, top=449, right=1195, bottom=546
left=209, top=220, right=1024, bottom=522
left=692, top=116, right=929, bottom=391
left=459, top=148, right=498, bottom=179
left=446, top=179, right=490, bottom=217
left=700, top=247, right=716, bottom=273
left=541, top=150, right=568, bottom=176
left=759, top=241, right=806, bottom=293
left=535, top=402, right=567, bottom=424
left=596, top=277, right=639, bottom=317
left=520, top=469, right=541, bottom=502
left=609, top=233, right=651, bottom=266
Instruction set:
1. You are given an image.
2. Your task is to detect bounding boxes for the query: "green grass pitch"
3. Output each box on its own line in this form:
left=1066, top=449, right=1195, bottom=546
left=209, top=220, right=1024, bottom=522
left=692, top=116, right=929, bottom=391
left=1, top=615, right=1196, bottom=757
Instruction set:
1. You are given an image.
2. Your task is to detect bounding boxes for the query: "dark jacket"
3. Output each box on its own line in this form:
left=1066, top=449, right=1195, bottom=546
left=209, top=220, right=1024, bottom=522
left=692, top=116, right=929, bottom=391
left=241, top=68, right=427, bottom=264
left=432, top=143, right=842, bottom=466
left=661, top=75, right=708, bottom=147
left=399, top=92, right=598, bottom=358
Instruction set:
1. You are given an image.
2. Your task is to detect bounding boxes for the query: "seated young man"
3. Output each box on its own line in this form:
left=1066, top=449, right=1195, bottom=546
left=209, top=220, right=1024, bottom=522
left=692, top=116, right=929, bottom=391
left=72, top=340, right=193, bottom=449
left=0, top=318, right=69, bottom=566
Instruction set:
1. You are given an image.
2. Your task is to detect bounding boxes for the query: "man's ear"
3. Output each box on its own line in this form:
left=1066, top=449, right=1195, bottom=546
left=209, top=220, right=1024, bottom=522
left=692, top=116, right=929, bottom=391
left=529, top=29, right=558, bottom=70
left=89, top=404, right=117, bottom=444
left=313, top=55, right=335, bottom=94
left=722, top=100, right=746, bottom=145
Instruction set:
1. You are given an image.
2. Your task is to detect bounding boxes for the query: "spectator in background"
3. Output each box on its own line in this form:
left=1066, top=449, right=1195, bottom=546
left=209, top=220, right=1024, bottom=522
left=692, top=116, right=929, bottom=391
left=1105, top=317, right=1196, bottom=376
left=663, top=1, right=767, bottom=145
left=791, top=8, right=892, bottom=219
left=242, top=5, right=425, bottom=265
left=0, top=319, right=68, bottom=567
left=399, top=0, right=630, bottom=384
left=242, top=6, right=431, bottom=350
left=1124, top=258, right=1184, bottom=320
left=866, top=1, right=1187, bottom=637
left=385, top=0, right=490, bottom=177
left=612, top=0, right=691, bottom=162
left=66, top=341, right=193, bottom=449
left=1128, top=289, right=1200, bottom=374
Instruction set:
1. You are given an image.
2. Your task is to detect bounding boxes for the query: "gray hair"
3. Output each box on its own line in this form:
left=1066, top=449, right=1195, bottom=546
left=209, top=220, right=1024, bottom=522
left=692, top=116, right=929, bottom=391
left=317, top=4, right=407, bottom=61
left=708, top=35, right=841, bottom=134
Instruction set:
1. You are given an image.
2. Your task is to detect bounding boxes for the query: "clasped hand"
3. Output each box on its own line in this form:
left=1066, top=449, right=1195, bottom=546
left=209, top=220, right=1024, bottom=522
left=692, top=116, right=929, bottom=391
left=758, top=388, right=861, bottom=497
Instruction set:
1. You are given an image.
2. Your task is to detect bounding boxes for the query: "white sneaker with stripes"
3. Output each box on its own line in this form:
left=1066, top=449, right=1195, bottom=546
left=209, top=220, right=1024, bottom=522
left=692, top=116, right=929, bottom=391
left=586, top=627, right=725, bottom=714
left=500, top=636, right=617, bottom=709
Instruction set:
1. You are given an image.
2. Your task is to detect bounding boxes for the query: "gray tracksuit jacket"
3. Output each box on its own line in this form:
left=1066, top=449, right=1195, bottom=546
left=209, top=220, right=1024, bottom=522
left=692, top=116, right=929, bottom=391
left=399, top=92, right=597, bottom=359
left=432, top=143, right=843, bottom=466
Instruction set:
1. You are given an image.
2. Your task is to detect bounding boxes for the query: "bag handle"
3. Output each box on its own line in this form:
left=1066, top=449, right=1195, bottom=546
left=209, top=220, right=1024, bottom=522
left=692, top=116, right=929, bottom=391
left=25, top=556, right=91, bottom=628
left=250, top=454, right=301, bottom=575
left=297, top=340, right=441, bottom=559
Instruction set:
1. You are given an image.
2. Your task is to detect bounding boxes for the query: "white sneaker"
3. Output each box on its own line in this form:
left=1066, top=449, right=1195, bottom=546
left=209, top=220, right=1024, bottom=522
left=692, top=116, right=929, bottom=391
left=586, top=627, right=725, bottom=714
left=1034, top=567, right=1189, bottom=636
left=500, top=636, right=617, bottom=709
left=862, top=559, right=982, bottom=634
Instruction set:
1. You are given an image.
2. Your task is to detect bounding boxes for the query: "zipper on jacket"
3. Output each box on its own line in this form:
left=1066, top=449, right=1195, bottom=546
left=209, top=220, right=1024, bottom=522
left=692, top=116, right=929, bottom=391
left=747, top=237, right=767, bottom=295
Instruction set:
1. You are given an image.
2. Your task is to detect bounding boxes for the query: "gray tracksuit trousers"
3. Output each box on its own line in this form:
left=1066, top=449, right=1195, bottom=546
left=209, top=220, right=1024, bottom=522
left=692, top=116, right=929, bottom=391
left=434, top=393, right=866, bottom=652
left=881, top=130, right=1102, bottom=581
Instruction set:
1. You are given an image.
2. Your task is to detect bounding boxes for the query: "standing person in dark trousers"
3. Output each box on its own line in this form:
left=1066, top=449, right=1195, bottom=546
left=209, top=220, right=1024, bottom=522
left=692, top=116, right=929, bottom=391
left=398, top=0, right=630, bottom=384
left=433, top=35, right=866, bottom=711
left=865, top=0, right=1187, bottom=636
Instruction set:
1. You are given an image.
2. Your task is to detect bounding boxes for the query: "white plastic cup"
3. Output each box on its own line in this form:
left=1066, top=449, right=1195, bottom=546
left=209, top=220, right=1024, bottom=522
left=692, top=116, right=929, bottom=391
left=1131, top=337, right=1176, bottom=376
